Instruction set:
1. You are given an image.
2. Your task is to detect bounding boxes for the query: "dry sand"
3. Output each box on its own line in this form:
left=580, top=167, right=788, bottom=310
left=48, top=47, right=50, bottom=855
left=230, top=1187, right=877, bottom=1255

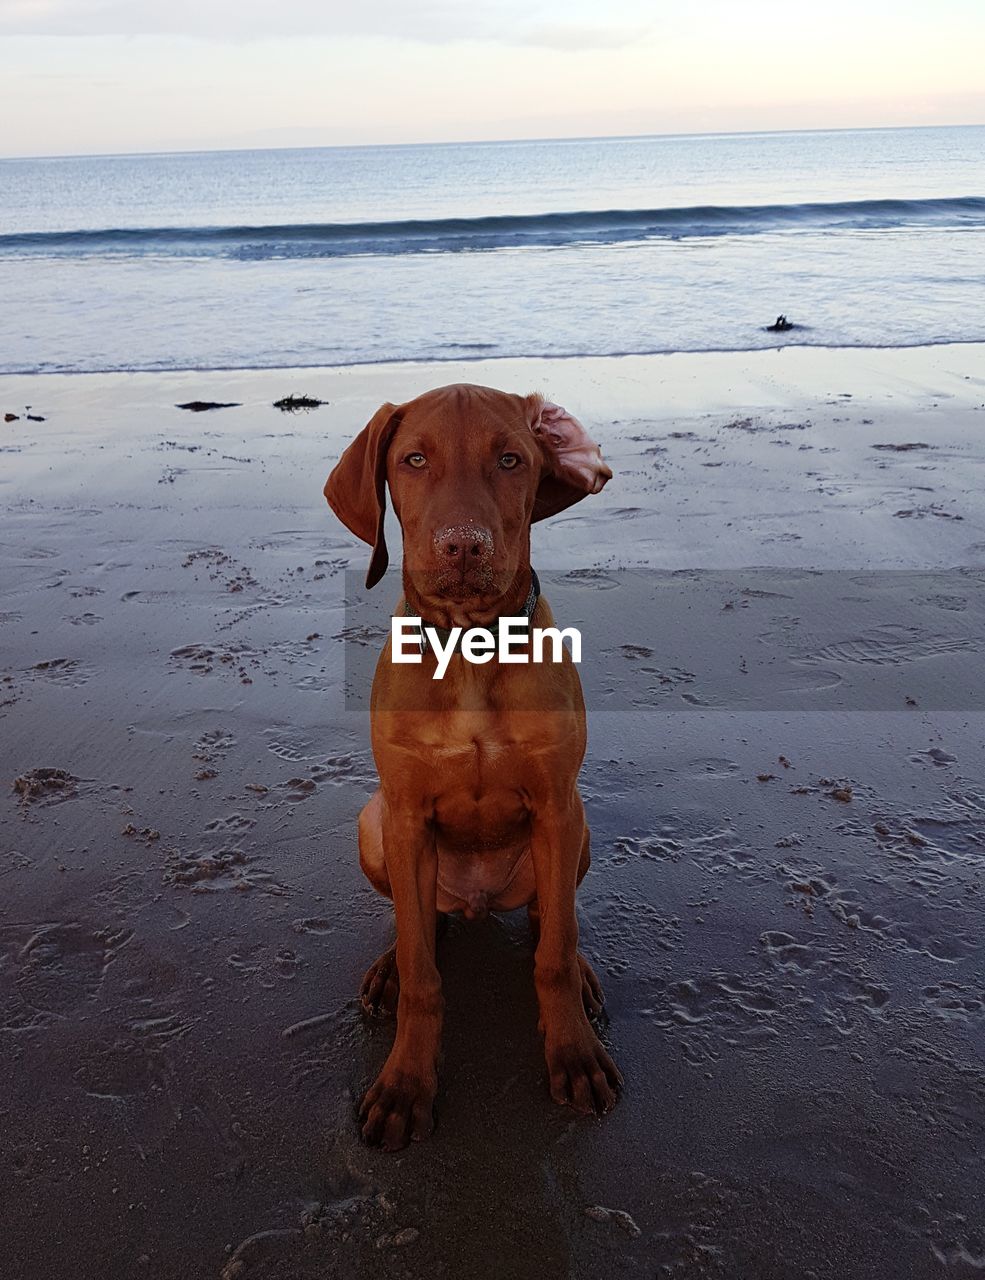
left=2, top=344, right=985, bottom=1279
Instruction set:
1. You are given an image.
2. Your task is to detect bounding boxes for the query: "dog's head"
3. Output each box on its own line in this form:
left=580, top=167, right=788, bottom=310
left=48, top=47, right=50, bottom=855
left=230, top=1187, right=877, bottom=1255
left=324, top=383, right=611, bottom=616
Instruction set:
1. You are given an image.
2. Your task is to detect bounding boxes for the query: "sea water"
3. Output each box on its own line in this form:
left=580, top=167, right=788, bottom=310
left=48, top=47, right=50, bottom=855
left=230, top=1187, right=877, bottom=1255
left=1, top=125, right=982, bottom=373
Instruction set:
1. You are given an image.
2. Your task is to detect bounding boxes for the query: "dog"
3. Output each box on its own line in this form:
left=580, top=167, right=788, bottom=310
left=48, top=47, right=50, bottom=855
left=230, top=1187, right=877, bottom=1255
left=324, top=383, right=618, bottom=1150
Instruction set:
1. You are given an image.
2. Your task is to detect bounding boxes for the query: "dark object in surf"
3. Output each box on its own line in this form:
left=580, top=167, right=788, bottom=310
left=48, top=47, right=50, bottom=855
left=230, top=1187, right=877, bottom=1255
left=766, top=314, right=795, bottom=332
left=273, top=394, right=326, bottom=413
left=176, top=400, right=240, bottom=412
left=26, top=413, right=45, bottom=422
left=4, top=413, right=18, bottom=422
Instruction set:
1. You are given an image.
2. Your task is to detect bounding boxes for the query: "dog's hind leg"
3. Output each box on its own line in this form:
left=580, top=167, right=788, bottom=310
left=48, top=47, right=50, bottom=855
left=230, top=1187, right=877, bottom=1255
left=358, top=790, right=390, bottom=897
left=359, top=919, right=450, bottom=1017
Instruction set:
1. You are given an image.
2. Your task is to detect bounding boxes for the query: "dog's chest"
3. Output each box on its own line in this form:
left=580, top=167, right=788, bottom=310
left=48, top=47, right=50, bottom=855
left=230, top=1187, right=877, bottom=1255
left=429, top=735, right=531, bottom=843
left=374, top=695, right=583, bottom=845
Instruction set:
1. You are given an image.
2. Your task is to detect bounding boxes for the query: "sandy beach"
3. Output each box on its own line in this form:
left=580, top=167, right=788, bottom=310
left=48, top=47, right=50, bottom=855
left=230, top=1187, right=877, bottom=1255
left=2, top=343, right=985, bottom=1279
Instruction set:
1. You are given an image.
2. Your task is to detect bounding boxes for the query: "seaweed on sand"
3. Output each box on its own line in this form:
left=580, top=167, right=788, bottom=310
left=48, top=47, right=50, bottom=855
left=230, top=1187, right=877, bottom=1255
left=273, top=394, right=326, bottom=412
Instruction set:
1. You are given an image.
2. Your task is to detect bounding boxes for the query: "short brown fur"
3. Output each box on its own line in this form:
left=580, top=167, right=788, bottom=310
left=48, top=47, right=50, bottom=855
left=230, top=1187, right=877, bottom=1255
left=325, top=383, right=618, bottom=1150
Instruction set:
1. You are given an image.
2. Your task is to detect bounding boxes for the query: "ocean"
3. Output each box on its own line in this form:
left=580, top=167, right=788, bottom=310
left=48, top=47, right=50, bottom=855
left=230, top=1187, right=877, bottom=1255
left=1, top=125, right=983, bottom=374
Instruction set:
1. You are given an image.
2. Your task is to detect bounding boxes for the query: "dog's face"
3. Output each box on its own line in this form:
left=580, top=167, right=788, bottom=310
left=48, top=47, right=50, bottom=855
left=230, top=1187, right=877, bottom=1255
left=325, top=383, right=611, bottom=614
left=386, top=387, right=547, bottom=608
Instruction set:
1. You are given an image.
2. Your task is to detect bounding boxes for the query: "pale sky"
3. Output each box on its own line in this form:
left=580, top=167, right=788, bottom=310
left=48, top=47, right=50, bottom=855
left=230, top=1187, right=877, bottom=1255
left=1, top=0, right=983, bottom=157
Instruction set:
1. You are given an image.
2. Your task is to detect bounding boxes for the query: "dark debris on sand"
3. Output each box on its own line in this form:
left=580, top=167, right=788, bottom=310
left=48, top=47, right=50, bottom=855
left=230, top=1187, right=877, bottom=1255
left=176, top=401, right=241, bottom=412
left=273, top=394, right=327, bottom=412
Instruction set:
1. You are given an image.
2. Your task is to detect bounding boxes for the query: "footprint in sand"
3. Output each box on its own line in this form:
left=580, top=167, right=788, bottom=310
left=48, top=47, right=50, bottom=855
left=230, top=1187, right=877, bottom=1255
left=759, top=929, right=890, bottom=1034
left=641, top=970, right=781, bottom=1064
left=607, top=819, right=756, bottom=879
left=292, top=672, right=336, bottom=692
left=12, top=767, right=80, bottom=807
left=163, top=847, right=286, bottom=895
left=799, top=626, right=975, bottom=666
left=192, top=727, right=235, bottom=773
left=28, top=657, right=94, bottom=687
left=77, top=1016, right=247, bottom=1173
left=204, top=813, right=255, bottom=834
left=778, top=851, right=972, bottom=963
left=559, top=568, right=621, bottom=590
left=893, top=504, right=963, bottom=520
left=263, top=728, right=321, bottom=763
left=919, top=981, right=985, bottom=1024
left=293, top=917, right=333, bottom=936
left=585, top=890, right=681, bottom=979
left=687, top=757, right=741, bottom=778
left=121, top=588, right=173, bottom=604
left=170, top=643, right=258, bottom=683
left=314, top=753, right=381, bottom=786
left=227, top=944, right=300, bottom=988
left=1, top=922, right=131, bottom=1030
left=908, top=747, right=957, bottom=767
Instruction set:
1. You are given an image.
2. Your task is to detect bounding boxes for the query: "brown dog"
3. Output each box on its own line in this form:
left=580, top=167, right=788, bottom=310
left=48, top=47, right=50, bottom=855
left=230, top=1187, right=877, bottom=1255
left=324, top=383, right=618, bottom=1150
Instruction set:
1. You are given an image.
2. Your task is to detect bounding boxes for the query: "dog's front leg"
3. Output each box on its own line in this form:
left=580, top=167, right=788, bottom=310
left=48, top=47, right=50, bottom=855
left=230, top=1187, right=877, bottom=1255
left=359, top=798, right=443, bottom=1151
left=529, top=788, right=621, bottom=1115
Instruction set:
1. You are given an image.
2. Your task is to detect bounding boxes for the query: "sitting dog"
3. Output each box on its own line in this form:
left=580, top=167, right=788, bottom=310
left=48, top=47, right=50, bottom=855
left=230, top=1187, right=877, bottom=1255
left=324, top=383, right=618, bottom=1150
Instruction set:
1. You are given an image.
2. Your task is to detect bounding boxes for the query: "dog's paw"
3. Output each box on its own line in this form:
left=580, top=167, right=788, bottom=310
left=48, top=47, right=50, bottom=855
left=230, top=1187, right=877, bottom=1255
left=359, top=1066, right=436, bottom=1151
left=546, top=1032, right=622, bottom=1116
left=359, top=944, right=399, bottom=1016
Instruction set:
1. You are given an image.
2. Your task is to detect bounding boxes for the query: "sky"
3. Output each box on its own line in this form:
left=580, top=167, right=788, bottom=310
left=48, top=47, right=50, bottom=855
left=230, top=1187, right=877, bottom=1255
left=1, top=0, right=984, bottom=157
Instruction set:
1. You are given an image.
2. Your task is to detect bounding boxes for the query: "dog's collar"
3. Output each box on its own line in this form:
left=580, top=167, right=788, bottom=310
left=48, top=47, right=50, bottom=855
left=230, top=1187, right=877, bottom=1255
left=403, top=569, right=540, bottom=655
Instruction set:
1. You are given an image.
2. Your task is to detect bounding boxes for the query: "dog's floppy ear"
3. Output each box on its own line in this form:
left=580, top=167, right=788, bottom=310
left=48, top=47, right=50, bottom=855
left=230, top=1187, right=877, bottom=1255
left=324, top=402, right=403, bottom=588
left=527, top=395, right=612, bottom=522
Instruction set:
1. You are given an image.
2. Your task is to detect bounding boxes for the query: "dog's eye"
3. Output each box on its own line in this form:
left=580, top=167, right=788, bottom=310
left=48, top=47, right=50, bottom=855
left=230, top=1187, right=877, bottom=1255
left=404, top=452, right=427, bottom=468
left=499, top=453, right=520, bottom=470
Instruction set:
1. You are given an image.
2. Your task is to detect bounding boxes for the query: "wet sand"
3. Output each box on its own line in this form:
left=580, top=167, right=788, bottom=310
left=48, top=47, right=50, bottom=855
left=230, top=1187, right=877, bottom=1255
left=2, top=345, right=985, bottom=1279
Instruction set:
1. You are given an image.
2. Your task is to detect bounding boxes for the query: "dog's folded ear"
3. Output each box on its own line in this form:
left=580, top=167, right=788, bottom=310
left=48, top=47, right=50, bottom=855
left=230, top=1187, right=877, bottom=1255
left=527, top=395, right=612, bottom=522
left=324, top=402, right=403, bottom=588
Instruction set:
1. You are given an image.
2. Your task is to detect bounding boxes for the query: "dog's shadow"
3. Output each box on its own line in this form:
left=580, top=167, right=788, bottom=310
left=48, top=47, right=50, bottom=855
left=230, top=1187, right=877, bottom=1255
left=354, top=910, right=590, bottom=1279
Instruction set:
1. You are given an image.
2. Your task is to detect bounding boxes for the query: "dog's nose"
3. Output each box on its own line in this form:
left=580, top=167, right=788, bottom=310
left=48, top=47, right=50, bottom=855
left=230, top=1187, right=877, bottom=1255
left=433, top=524, right=494, bottom=565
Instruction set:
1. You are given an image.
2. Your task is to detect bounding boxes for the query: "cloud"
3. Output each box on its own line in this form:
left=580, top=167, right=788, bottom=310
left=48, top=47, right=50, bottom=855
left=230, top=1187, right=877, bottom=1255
left=516, top=23, right=649, bottom=51
left=0, top=0, right=483, bottom=39
left=0, top=0, right=650, bottom=47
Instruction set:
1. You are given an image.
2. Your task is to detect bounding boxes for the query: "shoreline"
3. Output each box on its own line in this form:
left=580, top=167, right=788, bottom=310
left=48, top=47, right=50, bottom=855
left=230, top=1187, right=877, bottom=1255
left=5, top=336, right=985, bottom=381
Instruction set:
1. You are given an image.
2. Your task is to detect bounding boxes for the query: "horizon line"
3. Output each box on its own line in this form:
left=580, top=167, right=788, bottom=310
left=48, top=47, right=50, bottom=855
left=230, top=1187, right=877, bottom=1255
left=3, top=119, right=984, bottom=164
